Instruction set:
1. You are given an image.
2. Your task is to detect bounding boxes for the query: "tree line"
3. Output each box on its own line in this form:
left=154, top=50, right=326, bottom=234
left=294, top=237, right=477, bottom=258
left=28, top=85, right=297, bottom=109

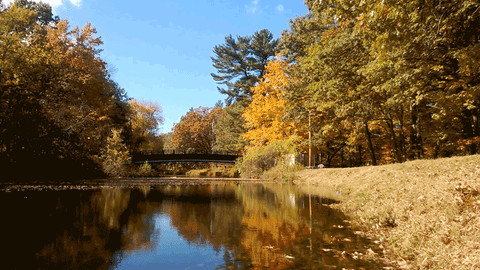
left=171, top=0, right=480, bottom=169
left=3, top=0, right=479, bottom=180
left=0, top=0, right=164, bottom=180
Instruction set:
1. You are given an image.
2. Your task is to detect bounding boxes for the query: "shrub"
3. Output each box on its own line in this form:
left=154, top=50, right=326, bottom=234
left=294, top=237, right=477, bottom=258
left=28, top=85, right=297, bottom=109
left=138, top=161, right=153, bottom=176
left=100, top=128, right=131, bottom=177
left=263, top=162, right=303, bottom=183
left=238, top=140, right=298, bottom=179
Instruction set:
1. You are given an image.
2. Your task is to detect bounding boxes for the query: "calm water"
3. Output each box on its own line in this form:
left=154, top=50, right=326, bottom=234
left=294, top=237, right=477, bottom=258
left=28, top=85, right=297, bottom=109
left=0, top=181, right=385, bottom=269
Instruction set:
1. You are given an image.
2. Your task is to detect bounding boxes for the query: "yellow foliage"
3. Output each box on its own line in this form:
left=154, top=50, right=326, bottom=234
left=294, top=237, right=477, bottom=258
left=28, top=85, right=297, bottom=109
left=128, top=99, right=164, bottom=151
left=243, top=59, right=295, bottom=148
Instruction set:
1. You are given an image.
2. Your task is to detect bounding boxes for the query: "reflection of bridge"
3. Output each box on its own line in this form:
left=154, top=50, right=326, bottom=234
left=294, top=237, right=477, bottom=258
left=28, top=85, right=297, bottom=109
left=131, top=150, right=241, bottom=164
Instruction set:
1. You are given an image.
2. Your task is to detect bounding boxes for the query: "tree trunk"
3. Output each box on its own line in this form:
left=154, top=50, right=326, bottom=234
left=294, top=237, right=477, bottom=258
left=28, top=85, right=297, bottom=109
left=410, top=102, right=423, bottom=159
left=364, top=120, right=377, bottom=166
left=433, top=139, right=440, bottom=159
left=356, top=145, right=362, bottom=166
left=340, top=148, right=344, bottom=167
left=461, top=107, right=480, bottom=155
left=326, top=142, right=331, bottom=167
left=386, top=117, right=402, bottom=163
left=398, top=109, right=407, bottom=162
left=471, top=109, right=479, bottom=154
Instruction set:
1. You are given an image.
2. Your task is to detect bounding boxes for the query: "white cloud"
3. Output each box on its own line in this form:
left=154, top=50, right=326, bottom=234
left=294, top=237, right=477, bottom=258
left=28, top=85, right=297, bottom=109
left=3, top=0, right=81, bottom=8
left=246, top=0, right=260, bottom=14
left=68, top=0, right=81, bottom=7
left=276, top=4, right=284, bottom=13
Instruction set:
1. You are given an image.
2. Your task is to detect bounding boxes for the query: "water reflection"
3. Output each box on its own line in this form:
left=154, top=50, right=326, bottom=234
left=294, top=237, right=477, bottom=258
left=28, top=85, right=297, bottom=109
left=0, top=183, right=385, bottom=269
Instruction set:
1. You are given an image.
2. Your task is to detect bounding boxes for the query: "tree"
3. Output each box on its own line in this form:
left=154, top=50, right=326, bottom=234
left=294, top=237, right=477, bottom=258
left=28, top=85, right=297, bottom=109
left=128, top=99, right=164, bottom=152
left=213, top=103, right=247, bottom=152
left=210, top=29, right=278, bottom=151
left=279, top=0, right=480, bottom=167
left=100, top=128, right=131, bottom=177
left=280, top=12, right=327, bottom=63
left=281, top=3, right=380, bottom=166
left=211, top=29, right=278, bottom=105
left=0, top=2, right=130, bottom=179
left=14, top=0, right=59, bottom=26
left=160, top=133, right=174, bottom=150
left=243, top=59, right=295, bottom=148
left=169, top=107, right=223, bottom=151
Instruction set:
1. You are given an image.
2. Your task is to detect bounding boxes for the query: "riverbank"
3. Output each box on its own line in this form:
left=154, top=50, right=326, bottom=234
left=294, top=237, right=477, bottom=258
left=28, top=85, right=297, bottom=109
left=294, top=155, right=480, bottom=269
left=0, top=177, right=274, bottom=192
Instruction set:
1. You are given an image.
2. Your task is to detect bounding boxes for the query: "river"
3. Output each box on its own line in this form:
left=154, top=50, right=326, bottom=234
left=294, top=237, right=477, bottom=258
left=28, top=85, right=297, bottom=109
left=0, top=179, right=386, bottom=269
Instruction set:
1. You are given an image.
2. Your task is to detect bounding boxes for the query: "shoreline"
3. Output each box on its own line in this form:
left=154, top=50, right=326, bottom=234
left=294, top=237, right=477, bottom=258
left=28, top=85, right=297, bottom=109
left=0, top=177, right=272, bottom=192
left=294, top=154, right=480, bottom=269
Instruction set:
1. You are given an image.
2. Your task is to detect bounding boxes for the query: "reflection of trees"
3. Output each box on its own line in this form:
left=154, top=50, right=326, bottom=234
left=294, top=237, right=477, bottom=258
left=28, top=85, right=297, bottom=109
left=90, top=188, right=158, bottom=253
left=241, top=211, right=299, bottom=269
left=236, top=185, right=303, bottom=269
left=166, top=201, right=244, bottom=250
left=0, top=190, right=120, bottom=269
left=0, top=188, right=158, bottom=269
left=91, top=189, right=130, bottom=230
left=153, top=185, right=245, bottom=252
left=0, top=184, right=387, bottom=269
left=238, top=186, right=384, bottom=269
left=215, top=249, right=253, bottom=270
left=150, top=184, right=254, bottom=267
left=36, top=188, right=158, bottom=269
left=161, top=184, right=385, bottom=269
left=241, top=185, right=385, bottom=269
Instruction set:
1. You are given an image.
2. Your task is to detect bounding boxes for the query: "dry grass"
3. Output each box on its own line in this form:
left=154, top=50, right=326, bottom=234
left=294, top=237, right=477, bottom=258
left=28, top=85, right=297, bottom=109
left=295, top=155, right=480, bottom=269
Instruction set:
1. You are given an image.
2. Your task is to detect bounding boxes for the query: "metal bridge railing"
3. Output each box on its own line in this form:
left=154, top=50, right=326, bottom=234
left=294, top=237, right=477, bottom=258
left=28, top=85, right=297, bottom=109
left=137, top=149, right=241, bottom=156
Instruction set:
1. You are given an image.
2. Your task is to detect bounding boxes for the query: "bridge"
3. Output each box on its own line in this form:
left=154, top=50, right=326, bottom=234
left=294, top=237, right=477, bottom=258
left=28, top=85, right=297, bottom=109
left=131, top=150, right=241, bottom=164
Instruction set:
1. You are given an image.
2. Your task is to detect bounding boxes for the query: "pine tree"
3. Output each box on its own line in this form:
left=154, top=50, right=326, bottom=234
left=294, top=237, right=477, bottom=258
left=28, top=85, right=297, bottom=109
left=211, top=29, right=278, bottom=105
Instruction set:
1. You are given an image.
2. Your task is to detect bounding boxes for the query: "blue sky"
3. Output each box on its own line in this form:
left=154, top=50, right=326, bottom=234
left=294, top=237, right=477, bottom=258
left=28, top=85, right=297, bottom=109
left=6, top=0, right=308, bottom=133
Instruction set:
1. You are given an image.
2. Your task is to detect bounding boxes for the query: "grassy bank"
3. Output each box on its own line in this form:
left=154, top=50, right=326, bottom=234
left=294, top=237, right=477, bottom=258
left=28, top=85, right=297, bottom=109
left=294, top=155, right=480, bottom=269
left=185, top=166, right=239, bottom=178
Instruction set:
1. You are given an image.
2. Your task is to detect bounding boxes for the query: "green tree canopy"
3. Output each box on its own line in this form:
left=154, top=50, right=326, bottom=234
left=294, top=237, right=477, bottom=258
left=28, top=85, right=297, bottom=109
left=211, top=29, right=278, bottom=105
left=213, top=103, right=247, bottom=152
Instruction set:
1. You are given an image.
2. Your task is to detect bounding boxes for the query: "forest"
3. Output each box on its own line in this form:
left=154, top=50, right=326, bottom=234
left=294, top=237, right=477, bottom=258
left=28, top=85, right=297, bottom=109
left=0, top=1, right=163, bottom=180
left=172, top=0, right=480, bottom=173
left=2, top=0, right=479, bottom=180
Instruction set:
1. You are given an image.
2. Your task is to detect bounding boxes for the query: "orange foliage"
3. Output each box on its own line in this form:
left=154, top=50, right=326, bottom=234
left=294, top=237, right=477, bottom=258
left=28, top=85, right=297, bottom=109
left=169, top=106, right=223, bottom=151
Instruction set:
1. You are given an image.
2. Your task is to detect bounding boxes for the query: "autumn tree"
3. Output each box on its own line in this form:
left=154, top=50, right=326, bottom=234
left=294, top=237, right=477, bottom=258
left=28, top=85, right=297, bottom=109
left=100, top=128, right=131, bottom=177
left=14, top=0, right=59, bottom=25
left=169, top=106, right=223, bottom=151
left=359, top=0, right=480, bottom=157
left=0, top=2, right=130, bottom=179
left=279, top=0, right=480, bottom=167
left=128, top=99, right=164, bottom=152
left=243, top=59, right=295, bottom=148
left=280, top=5, right=375, bottom=166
